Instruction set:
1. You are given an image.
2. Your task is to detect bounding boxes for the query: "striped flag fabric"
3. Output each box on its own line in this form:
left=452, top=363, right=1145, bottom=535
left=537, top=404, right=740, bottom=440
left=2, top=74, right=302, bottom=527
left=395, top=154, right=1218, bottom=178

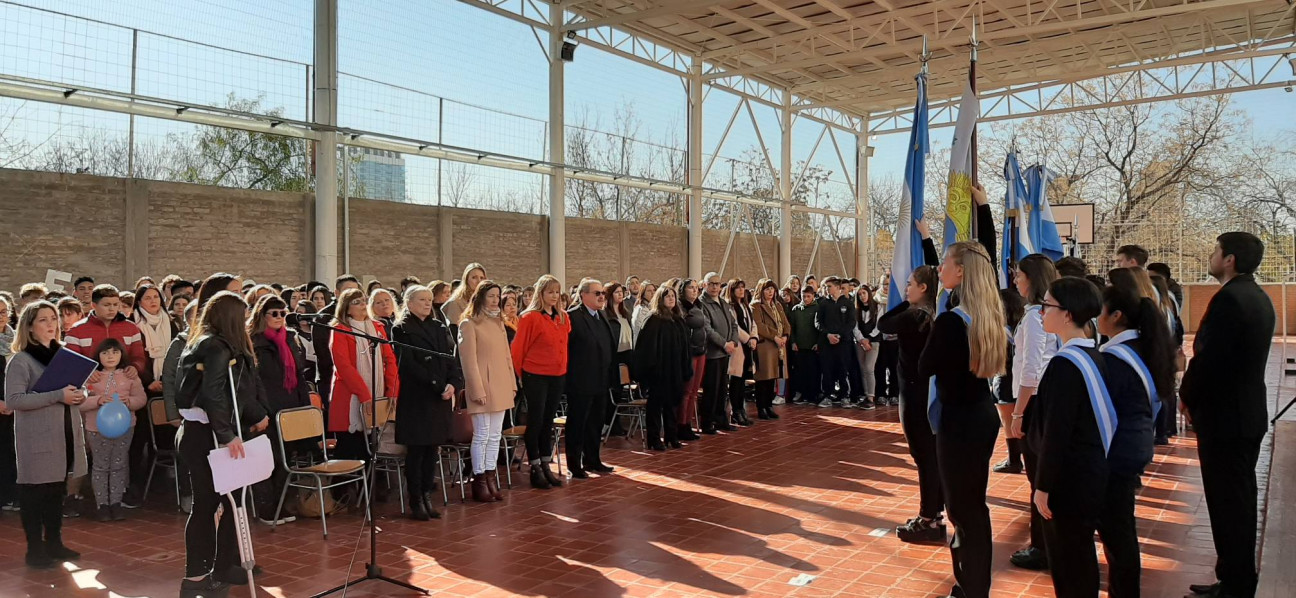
left=888, top=71, right=930, bottom=311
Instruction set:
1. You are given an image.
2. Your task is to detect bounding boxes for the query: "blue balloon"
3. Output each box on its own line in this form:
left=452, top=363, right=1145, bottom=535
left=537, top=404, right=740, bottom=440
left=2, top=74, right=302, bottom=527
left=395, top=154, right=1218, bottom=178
left=97, top=393, right=132, bottom=439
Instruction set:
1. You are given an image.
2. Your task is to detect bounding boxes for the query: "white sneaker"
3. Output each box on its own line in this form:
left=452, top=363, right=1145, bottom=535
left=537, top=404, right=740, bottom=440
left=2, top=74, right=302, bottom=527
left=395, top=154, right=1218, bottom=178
left=818, top=398, right=834, bottom=408
left=792, top=392, right=802, bottom=402
left=258, top=515, right=297, bottom=525
left=772, top=397, right=786, bottom=405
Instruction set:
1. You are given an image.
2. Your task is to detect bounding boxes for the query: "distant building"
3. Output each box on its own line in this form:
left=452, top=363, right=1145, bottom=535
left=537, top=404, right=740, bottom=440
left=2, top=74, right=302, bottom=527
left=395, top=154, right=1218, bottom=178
left=351, top=148, right=407, bottom=202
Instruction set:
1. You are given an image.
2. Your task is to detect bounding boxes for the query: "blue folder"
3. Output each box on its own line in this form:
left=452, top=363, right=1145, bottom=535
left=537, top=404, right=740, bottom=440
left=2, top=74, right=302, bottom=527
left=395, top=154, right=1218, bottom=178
left=32, top=347, right=99, bottom=393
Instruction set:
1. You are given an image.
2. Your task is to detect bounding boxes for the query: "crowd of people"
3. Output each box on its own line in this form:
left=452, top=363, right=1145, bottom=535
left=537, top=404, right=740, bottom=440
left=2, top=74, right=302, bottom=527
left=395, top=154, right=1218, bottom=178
left=0, top=188, right=1274, bottom=598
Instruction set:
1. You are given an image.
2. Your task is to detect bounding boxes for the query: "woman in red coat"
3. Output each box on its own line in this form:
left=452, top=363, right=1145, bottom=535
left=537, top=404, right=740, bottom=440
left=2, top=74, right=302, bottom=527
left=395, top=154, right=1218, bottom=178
left=328, top=288, right=399, bottom=460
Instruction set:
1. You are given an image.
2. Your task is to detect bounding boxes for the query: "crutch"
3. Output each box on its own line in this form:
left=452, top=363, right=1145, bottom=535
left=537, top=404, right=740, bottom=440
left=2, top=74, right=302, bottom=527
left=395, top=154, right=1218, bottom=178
left=223, top=361, right=258, bottom=595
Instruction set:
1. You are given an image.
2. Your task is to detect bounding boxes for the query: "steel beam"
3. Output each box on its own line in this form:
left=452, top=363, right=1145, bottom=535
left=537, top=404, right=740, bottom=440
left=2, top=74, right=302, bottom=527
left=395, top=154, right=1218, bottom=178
left=779, top=90, right=793, bottom=285
left=549, top=6, right=567, bottom=285
left=314, top=0, right=339, bottom=283
left=688, top=60, right=704, bottom=280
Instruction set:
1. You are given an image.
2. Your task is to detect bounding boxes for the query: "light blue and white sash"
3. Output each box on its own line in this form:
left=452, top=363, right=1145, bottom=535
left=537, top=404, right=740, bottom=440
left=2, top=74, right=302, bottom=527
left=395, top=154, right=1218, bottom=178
left=1055, top=345, right=1119, bottom=455
left=927, top=307, right=972, bottom=433
left=1100, top=330, right=1162, bottom=420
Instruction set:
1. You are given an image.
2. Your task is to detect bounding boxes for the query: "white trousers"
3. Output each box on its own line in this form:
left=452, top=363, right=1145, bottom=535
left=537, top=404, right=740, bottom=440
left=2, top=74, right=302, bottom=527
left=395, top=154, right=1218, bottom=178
left=470, top=411, right=506, bottom=475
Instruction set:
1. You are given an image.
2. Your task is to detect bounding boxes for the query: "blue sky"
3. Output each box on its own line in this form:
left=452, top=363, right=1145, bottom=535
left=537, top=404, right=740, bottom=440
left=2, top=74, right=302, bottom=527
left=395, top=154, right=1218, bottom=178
left=3, top=0, right=1292, bottom=212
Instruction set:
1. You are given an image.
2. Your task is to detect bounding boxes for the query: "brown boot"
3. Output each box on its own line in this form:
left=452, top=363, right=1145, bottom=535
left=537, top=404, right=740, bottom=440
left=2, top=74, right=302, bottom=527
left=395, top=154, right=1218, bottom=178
left=486, top=470, right=503, bottom=501
left=542, top=462, right=564, bottom=487
left=471, top=474, right=492, bottom=503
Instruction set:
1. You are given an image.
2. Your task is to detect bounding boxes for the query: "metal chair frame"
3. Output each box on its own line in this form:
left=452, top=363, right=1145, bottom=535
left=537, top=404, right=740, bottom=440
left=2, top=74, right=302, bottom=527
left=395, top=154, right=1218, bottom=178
left=363, top=397, right=406, bottom=514
left=270, top=406, right=370, bottom=538
left=142, top=398, right=182, bottom=509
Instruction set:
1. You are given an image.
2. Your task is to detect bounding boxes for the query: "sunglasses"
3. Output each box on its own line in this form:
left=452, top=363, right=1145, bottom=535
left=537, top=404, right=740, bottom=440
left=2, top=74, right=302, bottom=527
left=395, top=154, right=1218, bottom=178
left=266, top=310, right=288, bottom=318
left=589, top=291, right=606, bottom=297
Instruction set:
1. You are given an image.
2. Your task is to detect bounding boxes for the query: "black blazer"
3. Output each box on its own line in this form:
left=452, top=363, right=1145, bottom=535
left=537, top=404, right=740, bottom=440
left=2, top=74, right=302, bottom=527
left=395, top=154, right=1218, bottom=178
left=917, top=310, right=1000, bottom=443
left=566, top=305, right=616, bottom=395
left=1180, top=274, right=1275, bottom=438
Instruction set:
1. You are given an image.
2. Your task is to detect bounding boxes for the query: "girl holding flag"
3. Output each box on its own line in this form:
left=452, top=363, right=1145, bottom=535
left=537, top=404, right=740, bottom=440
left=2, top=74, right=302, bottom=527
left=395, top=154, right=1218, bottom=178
left=918, top=236, right=1006, bottom=598
left=1032, top=277, right=1116, bottom=598
left=1095, top=284, right=1175, bottom=598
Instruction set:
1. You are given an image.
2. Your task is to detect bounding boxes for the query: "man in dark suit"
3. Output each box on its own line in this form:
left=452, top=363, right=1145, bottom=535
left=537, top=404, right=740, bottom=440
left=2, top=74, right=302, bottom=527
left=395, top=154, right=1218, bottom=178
left=1181, top=232, right=1274, bottom=598
left=566, top=278, right=617, bottom=478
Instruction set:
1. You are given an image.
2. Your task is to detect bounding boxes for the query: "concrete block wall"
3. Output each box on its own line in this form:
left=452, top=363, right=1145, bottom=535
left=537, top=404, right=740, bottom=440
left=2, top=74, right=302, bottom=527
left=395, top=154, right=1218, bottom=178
left=0, top=168, right=859, bottom=295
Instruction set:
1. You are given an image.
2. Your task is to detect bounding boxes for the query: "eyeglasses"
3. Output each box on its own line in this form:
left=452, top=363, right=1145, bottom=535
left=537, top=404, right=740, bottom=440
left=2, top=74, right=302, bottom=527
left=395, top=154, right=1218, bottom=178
left=590, top=291, right=606, bottom=297
left=266, top=310, right=288, bottom=318
left=348, top=299, right=365, bottom=306
left=706, top=281, right=721, bottom=287
left=1041, top=301, right=1063, bottom=311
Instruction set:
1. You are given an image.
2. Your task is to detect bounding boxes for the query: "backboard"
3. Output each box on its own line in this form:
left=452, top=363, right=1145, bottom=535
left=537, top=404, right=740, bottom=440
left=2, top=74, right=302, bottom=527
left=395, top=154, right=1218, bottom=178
left=1051, top=203, right=1095, bottom=245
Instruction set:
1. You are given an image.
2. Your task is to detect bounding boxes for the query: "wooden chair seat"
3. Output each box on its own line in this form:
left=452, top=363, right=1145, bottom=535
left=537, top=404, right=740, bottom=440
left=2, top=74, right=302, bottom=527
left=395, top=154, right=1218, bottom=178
left=553, top=417, right=567, bottom=427
left=627, top=399, right=648, bottom=407
left=297, top=459, right=365, bottom=475
left=318, top=439, right=338, bottom=451
left=503, top=425, right=527, bottom=436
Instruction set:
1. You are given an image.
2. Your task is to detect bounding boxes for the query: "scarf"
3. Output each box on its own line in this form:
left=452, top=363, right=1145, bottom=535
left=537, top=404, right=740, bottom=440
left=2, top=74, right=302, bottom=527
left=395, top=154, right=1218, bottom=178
left=23, top=339, right=61, bottom=366
left=0, top=324, right=13, bottom=357
left=135, top=308, right=172, bottom=379
left=264, top=326, right=298, bottom=393
left=347, top=318, right=385, bottom=433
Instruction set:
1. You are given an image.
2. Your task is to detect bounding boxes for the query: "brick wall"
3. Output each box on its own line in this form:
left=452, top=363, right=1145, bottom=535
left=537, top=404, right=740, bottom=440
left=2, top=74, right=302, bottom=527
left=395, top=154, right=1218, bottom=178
left=0, top=168, right=861, bottom=295
left=1182, top=283, right=1296, bottom=336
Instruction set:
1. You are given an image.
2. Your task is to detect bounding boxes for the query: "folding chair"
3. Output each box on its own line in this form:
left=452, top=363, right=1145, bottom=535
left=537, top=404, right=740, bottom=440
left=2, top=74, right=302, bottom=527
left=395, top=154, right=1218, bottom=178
left=604, top=364, right=647, bottom=447
left=363, top=397, right=406, bottom=514
left=271, top=406, right=369, bottom=538
left=436, top=444, right=472, bottom=506
left=500, top=408, right=526, bottom=489
left=142, top=398, right=182, bottom=509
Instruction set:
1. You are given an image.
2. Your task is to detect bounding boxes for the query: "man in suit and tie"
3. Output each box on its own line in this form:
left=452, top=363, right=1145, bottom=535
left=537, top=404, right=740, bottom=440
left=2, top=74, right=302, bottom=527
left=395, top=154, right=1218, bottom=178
left=566, top=278, right=618, bottom=478
left=1181, top=232, right=1275, bottom=598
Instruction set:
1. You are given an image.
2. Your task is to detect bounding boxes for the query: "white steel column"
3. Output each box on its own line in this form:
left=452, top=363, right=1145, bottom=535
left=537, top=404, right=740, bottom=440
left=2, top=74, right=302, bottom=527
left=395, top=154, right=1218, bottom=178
left=687, top=60, right=703, bottom=280
left=779, top=90, right=792, bottom=283
left=548, top=7, right=567, bottom=284
left=856, top=130, right=870, bottom=282
left=313, top=0, right=339, bottom=282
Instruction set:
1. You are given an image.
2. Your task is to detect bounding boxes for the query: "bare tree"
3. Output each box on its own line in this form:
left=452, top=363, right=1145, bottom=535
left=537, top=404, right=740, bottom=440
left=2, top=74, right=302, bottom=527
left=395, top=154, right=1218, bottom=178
left=441, top=161, right=477, bottom=207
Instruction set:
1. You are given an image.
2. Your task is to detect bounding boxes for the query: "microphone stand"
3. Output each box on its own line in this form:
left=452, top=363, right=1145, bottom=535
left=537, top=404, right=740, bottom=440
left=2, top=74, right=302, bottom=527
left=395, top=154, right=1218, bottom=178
left=308, top=319, right=455, bottom=598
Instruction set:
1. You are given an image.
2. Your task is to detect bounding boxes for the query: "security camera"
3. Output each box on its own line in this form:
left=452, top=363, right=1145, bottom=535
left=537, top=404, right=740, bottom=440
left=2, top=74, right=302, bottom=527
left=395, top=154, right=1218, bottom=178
left=1286, top=85, right=1294, bottom=93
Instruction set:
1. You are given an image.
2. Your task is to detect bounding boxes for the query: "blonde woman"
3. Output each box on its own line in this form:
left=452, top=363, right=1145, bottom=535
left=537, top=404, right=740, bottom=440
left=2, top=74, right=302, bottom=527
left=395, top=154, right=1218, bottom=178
left=918, top=238, right=1007, bottom=598
left=368, top=288, right=398, bottom=333
left=443, top=263, right=486, bottom=326
left=511, top=275, right=570, bottom=489
left=457, top=281, right=516, bottom=503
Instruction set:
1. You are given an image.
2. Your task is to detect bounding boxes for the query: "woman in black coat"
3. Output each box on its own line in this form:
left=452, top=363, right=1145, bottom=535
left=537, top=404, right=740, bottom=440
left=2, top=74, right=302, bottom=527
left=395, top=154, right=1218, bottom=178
left=248, top=295, right=312, bottom=524
left=634, top=286, right=693, bottom=451
left=391, top=286, right=463, bottom=521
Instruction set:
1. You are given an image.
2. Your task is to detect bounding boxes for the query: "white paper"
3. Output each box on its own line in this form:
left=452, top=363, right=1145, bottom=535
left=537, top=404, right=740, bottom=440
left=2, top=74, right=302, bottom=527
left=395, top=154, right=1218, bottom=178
left=208, top=434, right=275, bottom=495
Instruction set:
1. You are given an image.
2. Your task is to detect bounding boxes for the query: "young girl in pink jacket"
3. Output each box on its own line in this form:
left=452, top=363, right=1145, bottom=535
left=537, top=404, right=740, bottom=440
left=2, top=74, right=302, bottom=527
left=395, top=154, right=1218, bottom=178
left=82, top=338, right=147, bottom=521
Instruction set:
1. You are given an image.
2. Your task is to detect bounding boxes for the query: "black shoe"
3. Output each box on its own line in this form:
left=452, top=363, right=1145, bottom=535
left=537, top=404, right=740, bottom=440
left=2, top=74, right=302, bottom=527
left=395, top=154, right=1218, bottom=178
left=757, top=409, right=771, bottom=420
left=767, top=409, right=780, bottom=419
left=731, top=415, right=752, bottom=427
left=678, top=428, right=700, bottom=441
left=1188, top=583, right=1220, bottom=595
left=180, top=576, right=231, bottom=597
left=62, top=495, right=81, bottom=518
left=45, top=542, right=79, bottom=561
left=25, top=547, right=55, bottom=569
left=895, top=516, right=947, bottom=544
left=93, top=505, right=113, bottom=522
left=993, top=459, right=1024, bottom=474
left=1155, top=436, right=1170, bottom=446
left=591, top=463, right=615, bottom=474
left=668, top=440, right=683, bottom=449
left=1010, top=546, right=1049, bottom=570
left=701, top=427, right=718, bottom=435
left=718, top=424, right=737, bottom=432
left=647, top=440, right=666, bottom=451
left=120, top=490, right=143, bottom=509
left=420, top=493, right=442, bottom=520
left=859, top=398, right=876, bottom=410
left=409, top=495, right=430, bottom=521
left=529, top=464, right=551, bottom=490
left=570, top=469, right=589, bottom=479
left=110, top=503, right=127, bottom=521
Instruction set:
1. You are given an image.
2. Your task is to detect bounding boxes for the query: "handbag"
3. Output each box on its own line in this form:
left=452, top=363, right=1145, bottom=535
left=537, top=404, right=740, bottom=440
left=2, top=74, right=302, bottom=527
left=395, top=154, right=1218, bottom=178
left=449, top=390, right=474, bottom=444
left=296, top=487, right=339, bottom=518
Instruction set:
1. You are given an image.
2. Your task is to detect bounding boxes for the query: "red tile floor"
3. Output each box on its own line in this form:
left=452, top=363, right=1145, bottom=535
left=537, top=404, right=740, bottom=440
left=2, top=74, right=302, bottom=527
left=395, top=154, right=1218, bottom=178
left=1, top=340, right=1291, bottom=598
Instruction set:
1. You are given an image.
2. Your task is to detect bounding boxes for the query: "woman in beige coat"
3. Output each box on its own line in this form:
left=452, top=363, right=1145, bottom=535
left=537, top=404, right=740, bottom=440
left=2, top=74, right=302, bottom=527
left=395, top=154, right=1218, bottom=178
left=751, top=279, right=790, bottom=420
left=457, top=280, right=516, bottom=503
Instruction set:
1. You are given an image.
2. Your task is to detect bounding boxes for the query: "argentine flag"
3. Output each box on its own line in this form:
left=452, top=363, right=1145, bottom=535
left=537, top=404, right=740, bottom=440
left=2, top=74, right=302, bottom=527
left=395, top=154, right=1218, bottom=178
left=1001, top=152, right=1031, bottom=288
left=1025, top=164, right=1065, bottom=261
left=889, top=72, right=929, bottom=310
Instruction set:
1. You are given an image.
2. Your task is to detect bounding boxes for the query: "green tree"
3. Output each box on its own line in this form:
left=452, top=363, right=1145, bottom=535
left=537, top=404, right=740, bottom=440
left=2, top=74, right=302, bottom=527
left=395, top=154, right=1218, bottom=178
left=178, top=94, right=311, bottom=192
